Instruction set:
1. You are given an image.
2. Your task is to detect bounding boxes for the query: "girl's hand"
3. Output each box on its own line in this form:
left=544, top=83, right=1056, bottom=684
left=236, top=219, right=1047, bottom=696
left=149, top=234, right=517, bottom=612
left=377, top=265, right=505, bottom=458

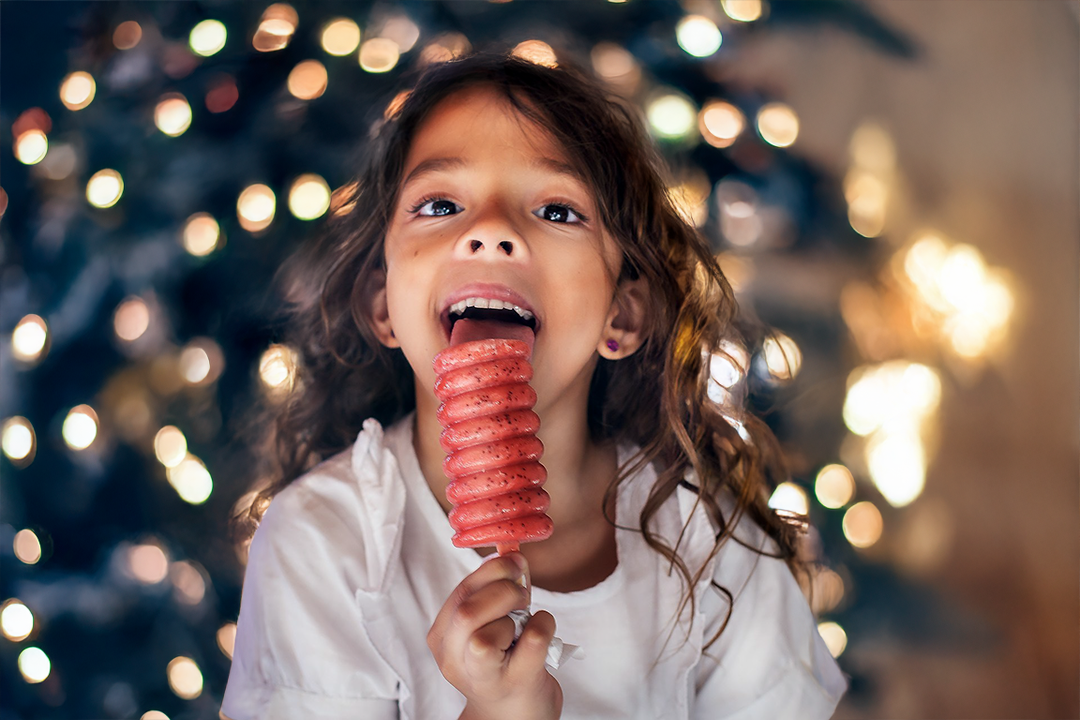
left=427, top=553, right=563, bottom=720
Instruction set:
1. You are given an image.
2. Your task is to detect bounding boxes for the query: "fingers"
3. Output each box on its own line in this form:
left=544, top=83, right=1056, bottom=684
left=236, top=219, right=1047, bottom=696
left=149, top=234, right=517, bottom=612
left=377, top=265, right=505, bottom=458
left=430, top=553, right=528, bottom=645
left=463, top=615, right=517, bottom=682
left=508, top=610, right=557, bottom=678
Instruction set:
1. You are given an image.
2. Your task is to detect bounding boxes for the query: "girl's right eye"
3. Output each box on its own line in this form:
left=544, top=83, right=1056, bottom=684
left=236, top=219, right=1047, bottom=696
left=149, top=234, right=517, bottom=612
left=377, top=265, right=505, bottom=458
left=410, top=197, right=462, bottom=217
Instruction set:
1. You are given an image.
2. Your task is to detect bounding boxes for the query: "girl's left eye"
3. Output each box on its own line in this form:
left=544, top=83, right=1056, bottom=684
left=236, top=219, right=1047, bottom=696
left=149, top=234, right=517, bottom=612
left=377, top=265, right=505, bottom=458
left=411, top=197, right=462, bottom=216
left=534, top=203, right=586, bottom=224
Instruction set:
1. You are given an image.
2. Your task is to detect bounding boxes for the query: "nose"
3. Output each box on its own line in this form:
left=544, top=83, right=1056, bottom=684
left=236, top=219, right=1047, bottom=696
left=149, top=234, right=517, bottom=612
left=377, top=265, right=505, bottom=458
left=453, top=205, right=529, bottom=261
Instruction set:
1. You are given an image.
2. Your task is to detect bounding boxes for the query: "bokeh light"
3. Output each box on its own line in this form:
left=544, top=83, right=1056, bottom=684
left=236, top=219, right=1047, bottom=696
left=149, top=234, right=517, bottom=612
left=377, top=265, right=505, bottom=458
left=359, top=38, right=400, bottom=73
left=217, top=622, right=237, bottom=659
left=113, top=21, right=142, bottom=50
left=676, top=15, right=722, bottom=57
left=763, top=332, right=802, bottom=381
left=18, top=647, right=50, bottom=683
left=12, top=315, right=48, bottom=363
left=171, top=561, right=206, bottom=604
left=237, top=184, right=276, bottom=232
left=253, top=4, right=298, bottom=53
left=646, top=93, right=697, bottom=140
left=768, top=481, right=809, bottom=516
left=843, top=501, right=883, bottom=548
left=141, top=712, right=170, bottom=720
left=722, top=0, right=764, bottom=22
left=321, top=18, right=361, bottom=56
left=756, top=102, right=799, bottom=148
left=179, top=337, right=224, bottom=385
left=182, top=213, right=221, bottom=256
left=15, top=130, right=48, bottom=165
left=419, top=33, right=471, bottom=65
left=288, top=174, right=331, bottom=220
left=287, top=60, right=328, bottom=100
left=154, top=94, right=193, bottom=137
left=129, top=543, right=169, bottom=584
left=815, top=464, right=855, bottom=509
left=86, top=169, right=124, bottom=208
left=590, top=42, right=640, bottom=92
left=809, top=567, right=846, bottom=615
left=715, top=179, right=762, bottom=247
left=13, top=529, right=42, bottom=565
left=189, top=19, right=227, bottom=57
left=259, top=344, right=299, bottom=397
left=380, top=15, right=420, bottom=53
left=845, top=169, right=888, bottom=237
left=38, top=142, right=77, bottom=180
left=2, top=417, right=36, bottom=465
left=866, top=429, right=926, bottom=507
left=166, top=657, right=203, bottom=699
left=62, top=405, right=99, bottom=450
left=205, top=76, right=238, bottom=114
left=166, top=455, right=214, bottom=504
left=843, top=361, right=941, bottom=437
left=2, top=600, right=34, bottom=641
left=707, top=341, right=749, bottom=404
left=154, top=426, right=188, bottom=468
left=114, top=297, right=150, bottom=342
left=60, top=71, right=96, bottom=111
left=512, top=40, right=557, bottom=68
left=817, top=621, right=847, bottom=658
left=699, top=101, right=745, bottom=149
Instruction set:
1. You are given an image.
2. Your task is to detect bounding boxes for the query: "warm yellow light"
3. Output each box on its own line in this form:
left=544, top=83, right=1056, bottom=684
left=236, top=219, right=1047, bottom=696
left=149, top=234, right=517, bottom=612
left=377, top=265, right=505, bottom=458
left=129, top=543, right=169, bottom=584
left=154, top=426, right=188, bottom=468
left=817, top=621, right=847, bottom=658
left=179, top=347, right=210, bottom=384
left=646, top=93, right=697, bottom=140
left=217, top=622, right=237, bottom=659
left=62, top=405, right=99, bottom=450
left=512, top=40, right=558, bottom=68
left=12, top=315, right=48, bottom=363
left=167, top=656, right=203, bottom=699
left=288, top=174, right=331, bottom=220
left=287, top=60, right=328, bottom=100
left=167, top=455, right=214, bottom=504
left=756, top=102, right=799, bottom=148
left=114, top=297, right=150, bottom=342
left=237, top=184, right=276, bottom=232
left=189, top=19, right=227, bottom=57
left=844, top=169, right=887, bottom=238
left=2, top=417, right=35, bottom=464
left=809, top=567, right=846, bottom=615
left=15, top=130, right=48, bottom=165
left=113, top=21, right=143, bottom=50
left=38, top=143, right=77, bottom=180
left=253, top=4, right=298, bottom=53
left=815, top=464, right=855, bottom=509
left=722, top=0, right=764, bottom=22
left=259, top=344, right=299, bottom=394
left=13, top=529, right=42, bottom=565
left=18, top=647, right=50, bottom=683
left=171, top=561, right=206, bottom=604
left=842, top=361, right=940, bottom=436
left=590, top=42, right=638, bottom=82
left=676, top=15, right=722, bottom=57
left=321, top=18, right=361, bottom=56
left=700, top=101, right=744, bottom=149
left=141, top=712, right=170, bottom=720
left=768, top=481, right=808, bottom=516
left=60, top=71, right=96, bottom=111
left=360, top=38, right=400, bottom=73
left=867, top=430, right=925, bottom=507
left=763, top=332, right=802, bottom=381
left=1, top=600, right=34, bottom=641
left=155, top=94, right=193, bottom=137
left=843, top=501, right=883, bottom=548
left=380, top=15, right=420, bottom=53
left=419, top=33, right=471, bottom=65
left=182, top=213, right=221, bottom=256
left=87, top=169, right=124, bottom=208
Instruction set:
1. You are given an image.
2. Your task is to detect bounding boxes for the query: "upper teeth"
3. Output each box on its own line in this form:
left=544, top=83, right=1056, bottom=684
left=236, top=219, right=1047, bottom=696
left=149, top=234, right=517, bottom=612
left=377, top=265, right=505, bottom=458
left=448, top=297, right=535, bottom=322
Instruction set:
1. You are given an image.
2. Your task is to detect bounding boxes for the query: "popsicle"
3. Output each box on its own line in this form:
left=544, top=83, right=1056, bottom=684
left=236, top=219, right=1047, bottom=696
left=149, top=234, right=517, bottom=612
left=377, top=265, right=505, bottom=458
left=433, top=319, right=553, bottom=555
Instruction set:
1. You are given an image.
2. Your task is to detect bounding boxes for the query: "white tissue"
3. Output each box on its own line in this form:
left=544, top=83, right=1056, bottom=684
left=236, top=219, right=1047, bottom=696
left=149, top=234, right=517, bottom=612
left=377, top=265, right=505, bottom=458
left=507, top=608, right=584, bottom=669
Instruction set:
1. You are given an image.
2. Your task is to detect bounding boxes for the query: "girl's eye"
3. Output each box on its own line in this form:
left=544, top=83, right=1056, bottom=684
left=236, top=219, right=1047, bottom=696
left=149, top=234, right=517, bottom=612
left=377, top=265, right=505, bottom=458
left=411, top=198, right=461, bottom=217
left=535, top=203, right=585, bottom=224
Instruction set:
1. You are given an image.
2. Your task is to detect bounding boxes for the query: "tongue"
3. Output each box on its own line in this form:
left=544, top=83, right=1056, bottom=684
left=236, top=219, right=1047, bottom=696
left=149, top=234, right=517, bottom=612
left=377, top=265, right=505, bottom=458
left=450, top=318, right=535, bottom=356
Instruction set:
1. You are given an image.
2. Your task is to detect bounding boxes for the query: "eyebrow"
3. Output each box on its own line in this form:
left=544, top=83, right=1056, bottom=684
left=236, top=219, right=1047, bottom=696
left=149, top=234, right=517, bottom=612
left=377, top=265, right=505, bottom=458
left=401, top=155, right=587, bottom=189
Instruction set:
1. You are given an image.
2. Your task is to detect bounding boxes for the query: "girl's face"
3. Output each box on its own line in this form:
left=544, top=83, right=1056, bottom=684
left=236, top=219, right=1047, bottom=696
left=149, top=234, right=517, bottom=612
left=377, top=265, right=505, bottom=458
left=376, top=84, right=626, bottom=415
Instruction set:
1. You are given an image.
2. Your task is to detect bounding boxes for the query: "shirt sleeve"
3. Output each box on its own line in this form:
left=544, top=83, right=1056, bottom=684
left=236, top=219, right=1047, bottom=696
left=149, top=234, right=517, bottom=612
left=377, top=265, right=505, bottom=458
left=221, top=473, right=401, bottom=720
left=691, top=532, right=848, bottom=720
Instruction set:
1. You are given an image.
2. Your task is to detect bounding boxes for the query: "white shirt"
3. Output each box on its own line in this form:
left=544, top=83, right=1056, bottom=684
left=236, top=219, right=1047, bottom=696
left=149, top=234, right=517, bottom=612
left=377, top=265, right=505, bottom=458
left=222, top=413, right=847, bottom=719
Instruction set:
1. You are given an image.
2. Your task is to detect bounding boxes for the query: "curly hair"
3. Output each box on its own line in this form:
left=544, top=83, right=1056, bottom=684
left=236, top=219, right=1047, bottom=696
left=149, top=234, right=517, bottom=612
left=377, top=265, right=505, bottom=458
left=240, top=51, right=808, bottom=650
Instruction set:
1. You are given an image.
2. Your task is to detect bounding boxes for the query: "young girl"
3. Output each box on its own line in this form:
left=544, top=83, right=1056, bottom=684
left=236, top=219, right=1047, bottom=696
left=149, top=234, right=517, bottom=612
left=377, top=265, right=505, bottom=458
left=221, top=52, right=847, bottom=720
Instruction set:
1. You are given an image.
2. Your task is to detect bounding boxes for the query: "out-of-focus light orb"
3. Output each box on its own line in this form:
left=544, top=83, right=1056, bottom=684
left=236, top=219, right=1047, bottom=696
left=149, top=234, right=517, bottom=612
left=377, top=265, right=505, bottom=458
left=154, top=426, right=188, bottom=468
left=237, top=184, right=275, bottom=232
left=756, top=102, right=799, bottom=148
left=38, top=143, right=77, bottom=180
left=260, top=344, right=299, bottom=394
left=843, top=501, right=883, bottom=548
left=171, top=561, right=206, bottom=604
left=809, top=567, right=846, bottom=615
left=167, top=657, right=203, bottom=699
left=815, top=464, right=855, bottom=509
left=15, top=130, right=48, bottom=165
left=321, top=18, right=360, bottom=56
left=851, top=122, right=896, bottom=173
left=867, top=431, right=925, bottom=507
left=2, top=600, right=34, bottom=641
left=768, top=481, right=809, bottom=516
left=62, top=405, right=99, bottom=450
left=646, top=93, right=697, bottom=140
left=722, top=0, right=764, bottom=22
left=217, top=622, right=237, bottom=659
left=419, top=33, right=471, bottom=65
left=253, top=4, right=298, bottom=53
left=12, top=315, right=48, bottom=363
left=700, top=101, right=744, bottom=149
left=287, top=60, right=328, bottom=100
left=591, top=42, right=638, bottom=82
left=113, top=21, right=143, bottom=50
left=844, top=169, right=887, bottom=238
left=167, top=455, right=213, bottom=504
left=205, top=76, right=239, bottom=114
left=715, top=179, right=763, bottom=247
left=512, top=40, right=557, bottom=68
left=180, top=347, right=211, bottom=384
left=13, top=529, right=42, bottom=564
left=288, top=174, right=331, bottom=220
left=817, top=621, right=847, bottom=658
left=18, top=647, right=50, bottom=683
left=359, top=38, right=400, bottom=73
left=189, top=19, right=227, bottom=57
left=763, top=332, right=801, bottom=381
left=2, top=417, right=35, bottom=464
left=129, top=543, right=169, bottom=584
left=0, top=187, right=7, bottom=218
left=182, top=213, right=221, bottom=256
left=154, top=94, right=193, bottom=137
left=114, top=297, right=150, bottom=342
left=711, top=341, right=748, bottom=389
left=381, top=15, right=420, bottom=53
left=86, top=169, right=124, bottom=208
left=843, top=361, right=941, bottom=436
left=676, top=15, right=722, bottom=58
left=60, top=71, right=96, bottom=111
left=141, top=712, right=170, bottom=720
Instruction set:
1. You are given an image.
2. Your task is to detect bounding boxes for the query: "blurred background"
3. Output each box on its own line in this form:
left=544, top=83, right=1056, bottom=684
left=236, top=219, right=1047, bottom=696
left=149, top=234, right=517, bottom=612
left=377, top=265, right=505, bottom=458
left=1, top=1, right=1076, bottom=718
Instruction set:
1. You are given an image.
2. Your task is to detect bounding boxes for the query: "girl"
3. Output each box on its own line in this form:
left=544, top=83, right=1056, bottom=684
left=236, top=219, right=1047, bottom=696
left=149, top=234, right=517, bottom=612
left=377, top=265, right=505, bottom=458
left=222, top=52, right=847, bottom=719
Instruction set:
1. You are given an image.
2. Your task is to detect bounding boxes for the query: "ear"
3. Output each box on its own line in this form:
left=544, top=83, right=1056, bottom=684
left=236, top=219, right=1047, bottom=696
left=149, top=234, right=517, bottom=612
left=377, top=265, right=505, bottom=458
left=367, top=268, right=400, bottom=348
left=597, top=276, right=648, bottom=360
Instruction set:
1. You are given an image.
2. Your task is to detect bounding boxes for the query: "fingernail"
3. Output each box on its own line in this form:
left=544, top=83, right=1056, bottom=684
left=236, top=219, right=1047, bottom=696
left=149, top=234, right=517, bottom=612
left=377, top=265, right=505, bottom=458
left=511, top=554, right=530, bottom=594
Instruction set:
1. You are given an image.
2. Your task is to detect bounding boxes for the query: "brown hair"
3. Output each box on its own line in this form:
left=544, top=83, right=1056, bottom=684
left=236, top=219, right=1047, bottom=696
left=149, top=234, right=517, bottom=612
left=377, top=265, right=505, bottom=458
left=241, top=51, right=808, bottom=650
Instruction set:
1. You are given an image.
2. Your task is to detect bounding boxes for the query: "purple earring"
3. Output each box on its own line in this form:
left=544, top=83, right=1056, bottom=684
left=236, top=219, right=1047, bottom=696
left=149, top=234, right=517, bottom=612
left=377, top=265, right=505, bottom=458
left=606, top=339, right=620, bottom=352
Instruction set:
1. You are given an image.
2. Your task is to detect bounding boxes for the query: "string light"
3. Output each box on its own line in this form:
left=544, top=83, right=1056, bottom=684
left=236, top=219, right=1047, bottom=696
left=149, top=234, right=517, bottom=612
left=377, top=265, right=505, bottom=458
left=1, top=600, right=34, bottom=641
left=86, top=169, right=124, bottom=208
left=419, top=33, right=471, bottom=65
left=189, top=20, right=227, bottom=57
left=18, top=647, right=50, bottom=683
left=842, top=501, right=883, bottom=548
left=12, top=315, right=48, bottom=363
left=182, top=213, right=221, bottom=256
left=815, top=464, right=855, bottom=509
left=2, top=417, right=36, bottom=466
left=321, top=18, right=361, bottom=56
left=756, top=102, right=799, bottom=147
left=59, top=71, right=96, bottom=111
left=13, top=529, right=42, bottom=564
left=699, top=101, right=745, bottom=149
left=128, top=543, right=169, bottom=584
left=380, top=15, right=420, bottom=53
left=237, top=184, right=275, bottom=232
left=62, top=405, right=99, bottom=451
left=154, top=94, right=192, bottom=137
left=113, top=21, right=142, bottom=50
left=166, top=657, right=203, bottom=699
left=114, top=297, right=150, bottom=342
left=166, top=455, right=214, bottom=504
left=721, top=0, right=764, bottom=22
left=154, top=426, right=188, bottom=468
left=512, top=40, right=557, bottom=68
left=253, top=4, right=298, bottom=53
left=287, top=60, right=328, bottom=100
left=141, top=712, right=170, bottom=720
left=14, top=130, right=48, bottom=165
left=817, top=621, right=847, bottom=658
left=259, top=344, right=299, bottom=397
left=360, top=38, right=400, bottom=73
left=288, top=174, right=331, bottom=220
left=179, top=337, right=224, bottom=385
left=676, top=15, right=722, bottom=58
left=646, top=92, right=697, bottom=140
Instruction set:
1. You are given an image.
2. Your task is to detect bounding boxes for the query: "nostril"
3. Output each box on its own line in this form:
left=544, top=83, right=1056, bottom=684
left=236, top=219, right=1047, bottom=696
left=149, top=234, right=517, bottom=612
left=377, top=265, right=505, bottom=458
left=470, top=240, right=483, bottom=252
left=498, top=241, right=513, bottom=255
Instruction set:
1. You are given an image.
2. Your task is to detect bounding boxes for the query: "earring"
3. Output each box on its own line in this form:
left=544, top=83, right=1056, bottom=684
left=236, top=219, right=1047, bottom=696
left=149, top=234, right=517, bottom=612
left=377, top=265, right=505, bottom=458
left=606, top=339, right=619, bottom=352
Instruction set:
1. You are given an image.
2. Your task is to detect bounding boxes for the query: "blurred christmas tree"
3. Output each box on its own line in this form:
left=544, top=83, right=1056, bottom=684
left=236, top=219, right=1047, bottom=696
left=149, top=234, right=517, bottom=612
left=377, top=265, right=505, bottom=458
left=1, top=1, right=1005, bottom=718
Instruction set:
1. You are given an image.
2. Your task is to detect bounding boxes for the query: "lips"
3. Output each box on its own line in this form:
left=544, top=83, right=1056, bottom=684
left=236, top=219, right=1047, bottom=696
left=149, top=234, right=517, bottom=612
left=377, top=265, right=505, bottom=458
left=438, top=282, right=541, bottom=343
